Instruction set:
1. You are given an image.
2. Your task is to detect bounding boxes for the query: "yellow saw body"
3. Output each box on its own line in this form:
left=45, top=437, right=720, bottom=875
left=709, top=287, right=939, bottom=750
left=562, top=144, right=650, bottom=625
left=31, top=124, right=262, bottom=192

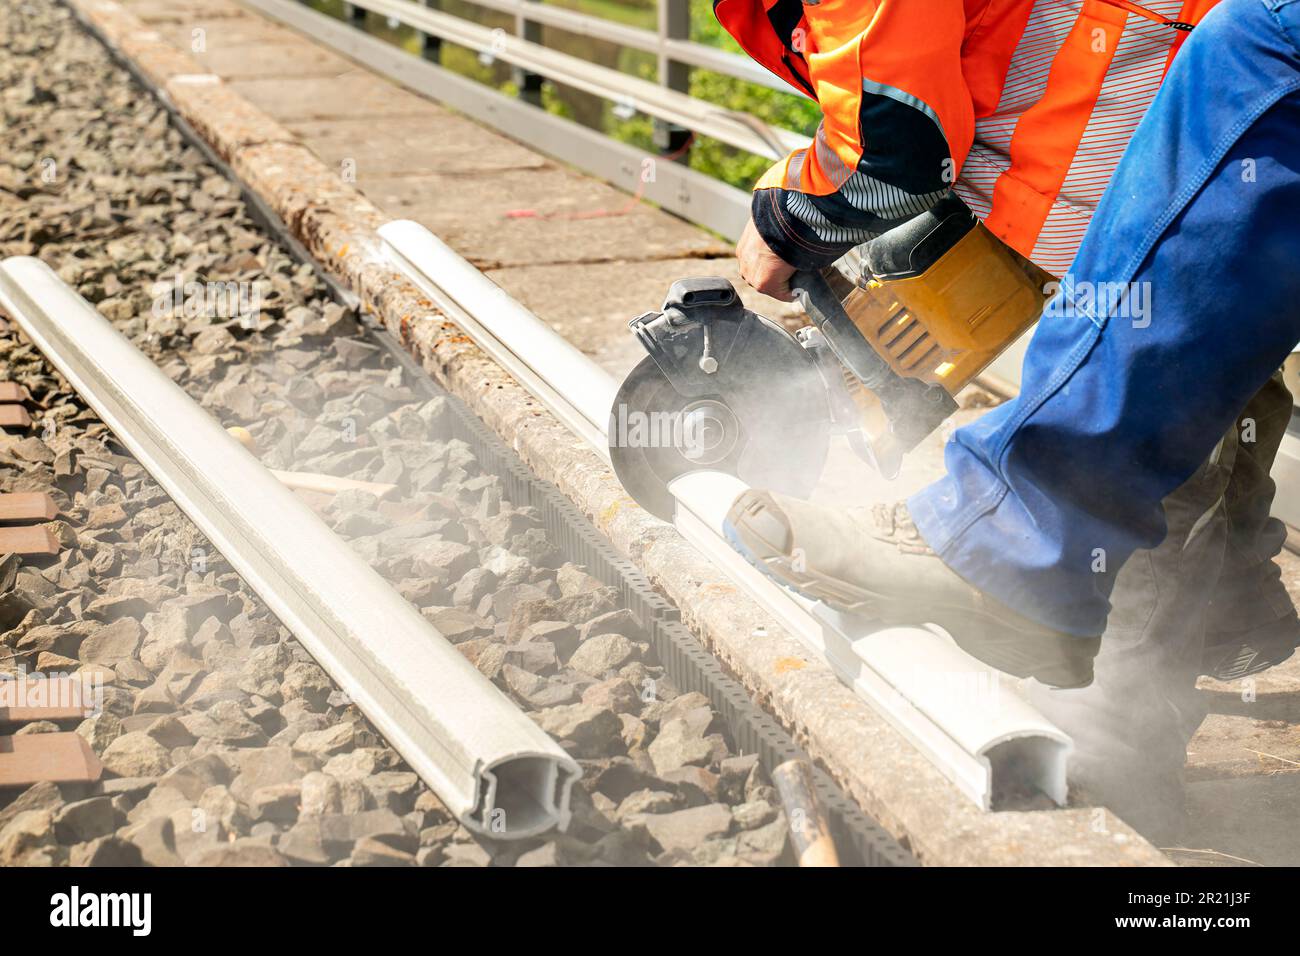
left=845, top=223, right=1049, bottom=391
left=819, top=198, right=1053, bottom=473
left=609, top=194, right=1054, bottom=519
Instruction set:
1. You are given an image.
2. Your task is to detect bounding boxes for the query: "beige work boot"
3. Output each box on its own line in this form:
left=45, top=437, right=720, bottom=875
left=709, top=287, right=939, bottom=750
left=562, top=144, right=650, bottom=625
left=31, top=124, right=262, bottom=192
left=723, top=490, right=1100, bottom=688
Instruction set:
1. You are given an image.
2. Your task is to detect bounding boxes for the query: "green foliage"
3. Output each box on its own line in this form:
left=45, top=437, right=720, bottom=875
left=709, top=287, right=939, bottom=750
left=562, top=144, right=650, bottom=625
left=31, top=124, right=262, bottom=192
left=545, top=0, right=656, bottom=28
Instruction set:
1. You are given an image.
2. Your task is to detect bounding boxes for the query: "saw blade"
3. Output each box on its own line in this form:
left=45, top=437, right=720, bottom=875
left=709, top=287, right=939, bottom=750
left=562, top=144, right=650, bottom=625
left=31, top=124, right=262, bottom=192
left=609, top=353, right=830, bottom=522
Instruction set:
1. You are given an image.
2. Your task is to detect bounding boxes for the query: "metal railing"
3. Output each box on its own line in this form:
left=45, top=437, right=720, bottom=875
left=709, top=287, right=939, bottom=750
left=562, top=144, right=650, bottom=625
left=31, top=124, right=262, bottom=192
left=338, top=0, right=807, bottom=156
left=244, top=0, right=809, bottom=239
left=428, top=0, right=791, bottom=91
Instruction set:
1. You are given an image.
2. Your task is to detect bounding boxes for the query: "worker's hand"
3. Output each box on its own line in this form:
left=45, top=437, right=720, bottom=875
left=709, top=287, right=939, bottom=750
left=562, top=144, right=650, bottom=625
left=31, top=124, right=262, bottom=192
left=737, top=217, right=796, bottom=302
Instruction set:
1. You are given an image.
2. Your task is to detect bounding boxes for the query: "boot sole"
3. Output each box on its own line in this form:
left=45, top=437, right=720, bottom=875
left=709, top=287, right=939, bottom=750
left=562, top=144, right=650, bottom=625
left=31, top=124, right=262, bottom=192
left=1203, top=639, right=1297, bottom=681
left=723, top=503, right=1097, bottom=690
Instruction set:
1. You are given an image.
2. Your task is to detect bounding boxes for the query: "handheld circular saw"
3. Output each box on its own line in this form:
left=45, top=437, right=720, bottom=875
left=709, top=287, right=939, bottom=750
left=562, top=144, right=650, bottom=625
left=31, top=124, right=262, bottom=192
left=608, top=277, right=833, bottom=522
left=609, top=195, right=1052, bottom=522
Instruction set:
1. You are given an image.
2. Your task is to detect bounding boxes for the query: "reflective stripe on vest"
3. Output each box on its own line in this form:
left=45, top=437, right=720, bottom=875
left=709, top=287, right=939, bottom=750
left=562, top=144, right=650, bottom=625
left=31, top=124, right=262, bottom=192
left=956, top=0, right=1211, bottom=273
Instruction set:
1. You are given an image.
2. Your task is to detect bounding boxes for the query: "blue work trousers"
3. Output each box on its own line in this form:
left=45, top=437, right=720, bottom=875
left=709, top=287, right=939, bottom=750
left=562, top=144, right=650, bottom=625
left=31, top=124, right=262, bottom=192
left=910, top=0, right=1300, bottom=636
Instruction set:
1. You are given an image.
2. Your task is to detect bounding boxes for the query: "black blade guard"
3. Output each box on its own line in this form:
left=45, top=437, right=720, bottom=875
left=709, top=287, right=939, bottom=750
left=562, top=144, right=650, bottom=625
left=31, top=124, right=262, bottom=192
left=608, top=310, right=832, bottom=522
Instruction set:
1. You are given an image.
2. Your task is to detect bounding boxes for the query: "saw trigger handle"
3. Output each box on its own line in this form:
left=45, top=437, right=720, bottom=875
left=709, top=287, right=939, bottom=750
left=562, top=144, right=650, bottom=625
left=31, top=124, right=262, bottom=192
left=792, top=269, right=957, bottom=474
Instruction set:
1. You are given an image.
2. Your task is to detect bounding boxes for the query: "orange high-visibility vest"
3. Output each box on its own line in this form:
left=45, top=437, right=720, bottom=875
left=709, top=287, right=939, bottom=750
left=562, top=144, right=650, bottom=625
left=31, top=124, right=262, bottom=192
left=717, top=0, right=1222, bottom=274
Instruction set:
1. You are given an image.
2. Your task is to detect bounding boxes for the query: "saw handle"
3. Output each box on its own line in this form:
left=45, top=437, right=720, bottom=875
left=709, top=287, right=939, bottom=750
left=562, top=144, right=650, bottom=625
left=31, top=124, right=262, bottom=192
left=791, top=269, right=897, bottom=391
left=791, top=268, right=958, bottom=476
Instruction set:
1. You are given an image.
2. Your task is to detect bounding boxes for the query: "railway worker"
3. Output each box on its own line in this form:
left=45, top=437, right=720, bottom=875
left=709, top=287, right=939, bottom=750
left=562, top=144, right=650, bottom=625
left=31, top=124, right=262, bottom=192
left=720, top=0, right=1300, bottom=838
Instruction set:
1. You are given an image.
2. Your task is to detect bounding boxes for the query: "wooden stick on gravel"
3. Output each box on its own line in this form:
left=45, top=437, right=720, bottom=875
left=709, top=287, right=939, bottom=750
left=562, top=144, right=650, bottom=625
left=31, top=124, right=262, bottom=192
left=772, top=759, right=841, bottom=867
left=226, top=426, right=397, bottom=499
left=269, top=470, right=398, bottom=500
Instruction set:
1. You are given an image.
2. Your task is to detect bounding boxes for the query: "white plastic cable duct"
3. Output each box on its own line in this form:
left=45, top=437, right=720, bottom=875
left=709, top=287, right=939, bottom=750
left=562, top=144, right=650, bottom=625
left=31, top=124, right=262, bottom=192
left=0, top=256, right=579, bottom=839
left=668, top=471, right=1070, bottom=809
left=379, top=222, right=1072, bottom=810
left=380, top=220, right=617, bottom=458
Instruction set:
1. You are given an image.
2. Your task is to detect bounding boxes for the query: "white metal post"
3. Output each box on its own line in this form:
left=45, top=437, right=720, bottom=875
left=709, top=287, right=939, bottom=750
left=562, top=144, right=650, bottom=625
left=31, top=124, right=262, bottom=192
left=515, top=0, right=545, bottom=106
left=656, top=0, right=692, bottom=162
left=420, top=0, right=442, bottom=62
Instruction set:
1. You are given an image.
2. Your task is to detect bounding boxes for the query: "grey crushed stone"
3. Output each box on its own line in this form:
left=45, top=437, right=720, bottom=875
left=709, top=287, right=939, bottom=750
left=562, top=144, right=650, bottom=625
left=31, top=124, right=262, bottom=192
left=0, top=0, right=790, bottom=868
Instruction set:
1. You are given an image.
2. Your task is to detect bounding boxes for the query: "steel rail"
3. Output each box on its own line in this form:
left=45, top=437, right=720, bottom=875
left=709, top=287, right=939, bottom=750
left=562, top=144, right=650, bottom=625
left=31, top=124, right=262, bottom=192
left=301, top=0, right=810, bottom=158
left=666, top=471, right=1070, bottom=808
left=0, top=256, right=579, bottom=839
left=379, top=220, right=1073, bottom=810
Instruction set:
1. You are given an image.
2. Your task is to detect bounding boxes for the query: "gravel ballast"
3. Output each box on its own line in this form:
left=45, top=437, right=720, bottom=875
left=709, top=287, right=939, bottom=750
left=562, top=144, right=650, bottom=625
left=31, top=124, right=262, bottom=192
left=0, top=0, right=790, bottom=867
